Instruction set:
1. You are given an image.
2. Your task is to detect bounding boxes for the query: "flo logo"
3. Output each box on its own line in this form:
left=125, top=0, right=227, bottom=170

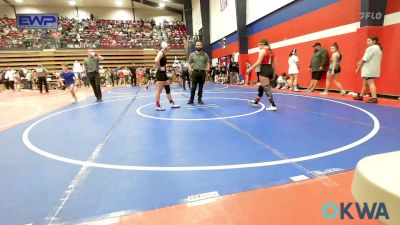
left=322, top=202, right=389, bottom=220
left=360, top=12, right=383, bottom=20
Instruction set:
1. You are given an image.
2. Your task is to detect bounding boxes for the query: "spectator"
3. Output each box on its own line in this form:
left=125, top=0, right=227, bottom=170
left=354, top=35, right=383, bottom=103
left=129, top=63, right=137, bottom=86
left=73, top=60, right=83, bottom=87
left=0, top=69, right=6, bottom=92
left=26, top=69, right=33, bottom=90
left=117, top=68, right=125, bottom=86
left=288, top=49, right=300, bottom=92
left=0, top=17, right=187, bottom=49
left=276, top=73, right=289, bottom=89
left=306, top=42, right=328, bottom=92
left=123, top=67, right=131, bottom=85
left=229, top=59, right=239, bottom=84
left=5, top=67, right=16, bottom=90
left=321, top=43, right=346, bottom=96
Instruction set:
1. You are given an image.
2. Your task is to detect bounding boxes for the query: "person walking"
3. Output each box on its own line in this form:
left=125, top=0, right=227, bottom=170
left=154, top=42, right=180, bottom=111
left=247, top=38, right=278, bottom=111
left=181, top=61, right=191, bottom=90
left=321, top=43, right=346, bottom=95
left=354, top=35, right=383, bottom=103
left=84, top=49, right=104, bottom=102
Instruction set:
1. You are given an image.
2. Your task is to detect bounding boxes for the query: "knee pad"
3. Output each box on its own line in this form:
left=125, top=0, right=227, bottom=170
left=164, top=85, right=171, bottom=94
left=263, top=84, right=271, bottom=92
left=258, top=85, right=264, bottom=97
left=263, top=85, right=273, bottom=98
left=263, top=84, right=275, bottom=103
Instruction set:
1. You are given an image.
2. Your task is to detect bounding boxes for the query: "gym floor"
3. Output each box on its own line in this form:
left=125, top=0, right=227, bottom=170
left=0, top=84, right=399, bottom=225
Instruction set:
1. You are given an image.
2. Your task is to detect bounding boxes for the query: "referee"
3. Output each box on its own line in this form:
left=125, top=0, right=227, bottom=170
left=84, top=49, right=104, bottom=102
left=188, top=41, right=210, bottom=105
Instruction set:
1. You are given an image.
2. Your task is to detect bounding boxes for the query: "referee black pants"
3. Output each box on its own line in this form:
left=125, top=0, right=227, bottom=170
left=37, top=76, right=48, bottom=93
left=190, top=70, right=206, bottom=101
left=88, top=72, right=102, bottom=100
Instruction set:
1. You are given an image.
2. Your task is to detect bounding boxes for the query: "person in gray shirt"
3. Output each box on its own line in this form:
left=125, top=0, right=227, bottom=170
left=187, top=41, right=210, bottom=105
left=306, top=42, right=328, bottom=92
left=84, top=49, right=104, bottom=102
left=354, top=35, right=383, bottom=103
left=35, top=64, right=48, bottom=93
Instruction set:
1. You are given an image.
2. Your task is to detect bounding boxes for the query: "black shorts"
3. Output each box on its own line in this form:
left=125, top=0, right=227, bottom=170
left=312, top=71, right=324, bottom=80
left=364, top=77, right=376, bottom=80
left=259, top=64, right=274, bottom=79
left=328, top=66, right=341, bottom=74
left=156, top=71, right=168, bottom=81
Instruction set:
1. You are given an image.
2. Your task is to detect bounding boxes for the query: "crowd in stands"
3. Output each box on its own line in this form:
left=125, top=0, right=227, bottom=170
left=0, top=15, right=187, bottom=49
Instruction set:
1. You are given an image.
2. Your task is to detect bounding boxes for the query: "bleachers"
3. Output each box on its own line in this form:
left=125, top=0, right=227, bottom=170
left=0, top=18, right=187, bottom=50
left=0, top=48, right=186, bottom=73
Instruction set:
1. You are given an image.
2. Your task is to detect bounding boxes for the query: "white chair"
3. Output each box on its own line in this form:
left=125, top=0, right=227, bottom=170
left=352, top=151, right=400, bottom=225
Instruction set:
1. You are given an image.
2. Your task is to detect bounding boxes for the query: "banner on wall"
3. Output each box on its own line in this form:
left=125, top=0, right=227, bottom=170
left=16, top=14, right=58, bottom=29
left=220, top=0, right=228, bottom=12
left=360, top=0, right=387, bottom=27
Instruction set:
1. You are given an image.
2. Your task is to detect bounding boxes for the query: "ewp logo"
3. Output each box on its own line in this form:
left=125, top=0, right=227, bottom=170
left=322, top=202, right=389, bottom=220
left=17, top=14, right=58, bottom=29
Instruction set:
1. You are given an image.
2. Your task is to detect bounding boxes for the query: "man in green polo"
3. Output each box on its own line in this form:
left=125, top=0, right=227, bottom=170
left=188, top=41, right=211, bottom=105
left=84, top=49, right=104, bottom=102
left=306, top=42, right=328, bottom=92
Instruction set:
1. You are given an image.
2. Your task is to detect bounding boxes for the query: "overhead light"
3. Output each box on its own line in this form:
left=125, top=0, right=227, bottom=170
left=116, top=0, right=123, bottom=6
left=15, top=0, right=23, bottom=3
left=68, top=0, right=76, bottom=6
left=159, top=2, right=166, bottom=7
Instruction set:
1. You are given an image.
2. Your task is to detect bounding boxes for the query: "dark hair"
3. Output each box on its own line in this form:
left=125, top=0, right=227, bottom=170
left=369, top=35, right=383, bottom=51
left=331, top=43, right=342, bottom=60
left=259, top=38, right=269, bottom=45
left=259, top=38, right=271, bottom=49
left=289, top=49, right=297, bottom=57
left=332, top=42, right=339, bottom=50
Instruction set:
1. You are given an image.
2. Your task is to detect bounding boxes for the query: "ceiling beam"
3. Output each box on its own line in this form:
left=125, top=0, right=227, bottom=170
left=132, top=0, right=183, bottom=15
left=166, top=0, right=188, bottom=5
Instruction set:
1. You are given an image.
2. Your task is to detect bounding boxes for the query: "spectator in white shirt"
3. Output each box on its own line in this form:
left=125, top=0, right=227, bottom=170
left=288, top=49, right=300, bottom=92
left=354, top=35, right=383, bottom=103
left=5, top=67, right=16, bottom=90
